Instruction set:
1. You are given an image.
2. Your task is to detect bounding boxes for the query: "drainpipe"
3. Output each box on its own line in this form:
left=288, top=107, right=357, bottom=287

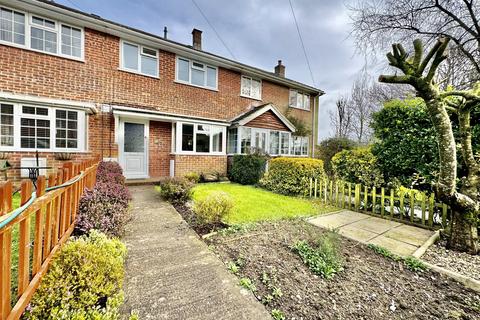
left=311, top=94, right=319, bottom=158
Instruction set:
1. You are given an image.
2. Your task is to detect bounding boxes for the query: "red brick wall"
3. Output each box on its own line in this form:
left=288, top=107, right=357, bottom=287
left=173, top=155, right=227, bottom=177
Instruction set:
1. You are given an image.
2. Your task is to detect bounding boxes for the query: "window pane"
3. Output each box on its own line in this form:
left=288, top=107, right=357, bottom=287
left=241, top=76, right=251, bottom=96
left=289, top=90, right=297, bottom=107
left=142, top=47, right=157, bottom=57
left=227, top=128, right=237, bottom=154
left=177, top=58, right=189, bottom=82
left=196, top=132, right=210, bottom=153
left=251, top=79, right=261, bottom=99
left=123, top=42, right=138, bottom=70
left=181, top=124, right=194, bottom=151
left=21, top=116, right=50, bottom=149
left=141, top=55, right=157, bottom=76
left=61, top=25, right=82, bottom=57
left=294, top=137, right=302, bottom=155
left=281, top=132, right=289, bottom=154
left=297, top=94, right=303, bottom=109
left=303, top=95, right=310, bottom=110
left=191, top=68, right=204, bottom=86
left=206, top=67, right=216, bottom=88
left=269, top=131, right=279, bottom=155
left=212, top=127, right=223, bottom=152
left=0, top=104, right=13, bottom=147
left=240, top=127, right=251, bottom=154
left=123, top=122, right=144, bottom=152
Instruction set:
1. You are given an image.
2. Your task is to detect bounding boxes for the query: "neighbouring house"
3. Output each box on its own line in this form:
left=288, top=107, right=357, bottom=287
left=0, top=0, right=324, bottom=181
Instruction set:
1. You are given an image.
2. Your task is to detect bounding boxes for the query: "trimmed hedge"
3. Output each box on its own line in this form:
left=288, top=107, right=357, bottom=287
left=229, top=154, right=267, bottom=185
left=24, top=231, right=127, bottom=320
left=156, top=178, right=193, bottom=205
left=260, top=157, right=325, bottom=195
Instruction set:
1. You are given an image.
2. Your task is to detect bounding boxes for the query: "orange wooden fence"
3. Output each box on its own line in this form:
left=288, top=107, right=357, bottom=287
left=0, top=159, right=99, bottom=320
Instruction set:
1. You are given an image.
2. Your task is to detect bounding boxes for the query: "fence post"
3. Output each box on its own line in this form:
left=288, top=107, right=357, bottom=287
left=354, top=184, right=360, bottom=211
left=399, top=191, right=404, bottom=221
left=428, top=193, right=435, bottom=227
left=17, top=179, right=33, bottom=296
left=421, top=193, right=426, bottom=225
left=309, top=178, right=313, bottom=198
left=348, top=183, right=352, bottom=209
left=372, top=187, right=376, bottom=214
left=364, top=186, right=368, bottom=212
left=390, top=189, right=394, bottom=218
left=32, top=176, right=46, bottom=275
left=0, top=224, right=12, bottom=318
left=410, top=190, right=415, bottom=223
left=381, top=188, right=385, bottom=218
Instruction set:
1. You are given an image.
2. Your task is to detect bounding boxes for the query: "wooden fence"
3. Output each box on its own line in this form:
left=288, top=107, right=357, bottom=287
left=0, top=159, right=99, bottom=320
left=308, top=178, right=449, bottom=230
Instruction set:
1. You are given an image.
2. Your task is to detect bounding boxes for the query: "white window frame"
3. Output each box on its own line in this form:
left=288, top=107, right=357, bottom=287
left=0, top=5, right=84, bottom=61
left=0, top=101, right=86, bottom=152
left=292, top=136, right=309, bottom=156
left=175, top=122, right=226, bottom=155
left=119, top=39, right=159, bottom=78
left=0, top=6, right=26, bottom=46
left=289, top=89, right=310, bottom=111
left=229, top=126, right=293, bottom=156
left=175, top=56, right=218, bottom=91
left=240, top=75, right=262, bottom=100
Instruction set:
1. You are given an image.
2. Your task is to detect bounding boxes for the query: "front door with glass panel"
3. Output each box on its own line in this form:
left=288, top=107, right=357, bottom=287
left=120, top=120, right=148, bottom=179
left=252, top=129, right=268, bottom=153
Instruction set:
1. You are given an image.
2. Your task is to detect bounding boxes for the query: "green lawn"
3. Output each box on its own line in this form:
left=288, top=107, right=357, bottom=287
left=192, top=182, right=336, bottom=224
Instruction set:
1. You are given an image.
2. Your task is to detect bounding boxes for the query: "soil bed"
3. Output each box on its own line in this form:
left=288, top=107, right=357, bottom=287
left=422, top=238, right=480, bottom=282
left=206, top=220, right=480, bottom=320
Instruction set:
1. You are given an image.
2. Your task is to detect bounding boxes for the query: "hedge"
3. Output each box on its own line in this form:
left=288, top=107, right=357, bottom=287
left=260, top=157, right=325, bottom=195
left=229, top=154, right=267, bottom=185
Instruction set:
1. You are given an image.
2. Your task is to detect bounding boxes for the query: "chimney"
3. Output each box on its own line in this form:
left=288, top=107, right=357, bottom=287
left=164, top=26, right=168, bottom=39
left=192, top=28, right=202, bottom=50
left=274, top=60, right=285, bottom=77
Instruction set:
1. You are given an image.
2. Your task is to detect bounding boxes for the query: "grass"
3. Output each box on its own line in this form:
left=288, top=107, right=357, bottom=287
left=192, top=182, right=336, bottom=224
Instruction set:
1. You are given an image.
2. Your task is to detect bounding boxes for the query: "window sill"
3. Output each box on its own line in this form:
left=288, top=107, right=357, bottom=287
left=0, top=40, right=85, bottom=63
left=174, top=80, right=218, bottom=92
left=118, top=68, right=159, bottom=79
left=240, top=94, right=262, bottom=101
left=288, top=105, right=311, bottom=112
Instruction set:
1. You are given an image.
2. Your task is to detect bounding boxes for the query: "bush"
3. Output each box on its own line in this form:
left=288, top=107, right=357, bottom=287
left=260, top=157, right=325, bottom=195
left=184, top=172, right=200, bottom=183
left=96, top=161, right=125, bottom=185
left=193, top=191, right=234, bottom=224
left=76, top=182, right=132, bottom=237
left=331, top=147, right=384, bottom=188
left=157, top=178, right=193, bottom=205
left=291, top=232, right=343, bottom=279
left=24, top=231, right=127, bottom=320
left=229, top=154, right=267, bottom=185
left=315, top=137, right=356, bottom=176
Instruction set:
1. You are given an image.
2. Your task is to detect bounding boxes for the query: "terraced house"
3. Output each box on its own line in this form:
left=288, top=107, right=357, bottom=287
left=0, top=0, right=324, bottom=181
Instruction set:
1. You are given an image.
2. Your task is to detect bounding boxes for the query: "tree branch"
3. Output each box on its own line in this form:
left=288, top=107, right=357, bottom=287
left=378, top=75, right=413, bottom=84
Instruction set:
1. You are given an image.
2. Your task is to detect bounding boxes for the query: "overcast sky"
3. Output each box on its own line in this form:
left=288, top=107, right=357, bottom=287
left=56, top=0, right=366, bottom=140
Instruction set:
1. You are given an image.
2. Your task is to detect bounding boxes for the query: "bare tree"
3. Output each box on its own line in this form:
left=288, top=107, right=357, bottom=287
left=329, top=96, right=353, bottom=138
left=350, top=0, right=480, bottom=87
left=379, top=37, right=479, bottom=253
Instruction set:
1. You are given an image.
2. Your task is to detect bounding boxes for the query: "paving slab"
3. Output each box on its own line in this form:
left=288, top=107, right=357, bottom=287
left=308, top=210, right=435, bottom=257
left=121, top=186, right=270, bottom=320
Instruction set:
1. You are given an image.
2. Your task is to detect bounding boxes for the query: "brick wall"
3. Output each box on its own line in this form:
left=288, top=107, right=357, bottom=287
left=173, top=154, right=227, bottom=177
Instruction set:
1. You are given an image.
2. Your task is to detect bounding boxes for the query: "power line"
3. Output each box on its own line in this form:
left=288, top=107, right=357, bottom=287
left=191, top=0, right=236, bottom=60
left=288, top=0, right=316, bottom=87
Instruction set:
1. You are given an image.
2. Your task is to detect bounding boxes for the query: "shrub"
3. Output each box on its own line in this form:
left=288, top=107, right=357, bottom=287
left=260, top=157, right=325, bottom=195
left=76, top=182, right=132, bottom=237
left=229, top=154, right=267, bottom=185
left=24, top=231, right=127, bottom=320
left=96, top=161, right=125, bottom=185
left=157, top=178, right=193, bottom=205
left=331, top=147, right=384, bottom=188
left=315, top=137, right=356, bottom=176
left=184, top=172, right=200, bottom=183
left=292, top=232, right=343, bottom=279
left=193, top=191, right=234, bottom=224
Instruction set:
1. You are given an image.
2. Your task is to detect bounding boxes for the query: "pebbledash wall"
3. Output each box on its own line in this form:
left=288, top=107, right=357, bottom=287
left=0, top=24, right=316, bottom=180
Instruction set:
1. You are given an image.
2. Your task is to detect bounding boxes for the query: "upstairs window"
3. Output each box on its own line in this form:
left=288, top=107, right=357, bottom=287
left=176, top=57, right=217, bottom=90
left=0, top=6, right=83, bottom=60
left=289, top=90, right=310, bottom=110
left=121, top=40, right=159, bottom=77
left=241, top=76, right=261, bottom=100
left=0, top=7, right=25, bottom=45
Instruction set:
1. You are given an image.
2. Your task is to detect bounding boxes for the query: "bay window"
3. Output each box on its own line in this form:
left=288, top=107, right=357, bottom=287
left=0, top=101, right=85, bottom=151
left=121, top=40, right=159, bottom=77
left=269, top=131, right=279, bottom=155
left=0, top=6, right=84, bottom=60
left=240, top=127, right=251, bottom=154
left=176, top=57, right=218, bottom=90
left=280, top=132, right=290, bottom=155
left=227, top=128, right=237, bottom=154
left=289, top=90, right=310, bottom=110
left=292, top=136, right=309, bottom=156
left=228, top=127, right=296, bottom=156
left=178, top=122, right=225, bottom=154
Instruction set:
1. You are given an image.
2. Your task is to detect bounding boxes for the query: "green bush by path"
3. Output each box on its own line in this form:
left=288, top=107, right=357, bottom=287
left=315, top=137, right=356, bottom=177
left=260, top=157, right=325, bottom=195
left=192, top=183, right=335, bottom=224
left=193, top=191, right=234, bottom=224
left=331, top=147, right=384, bottom=188
left=24, top=231, right=127, bottom=320
left=156, top=178, right=194, bottom=205
left=229, top=154, right=267, bottom=185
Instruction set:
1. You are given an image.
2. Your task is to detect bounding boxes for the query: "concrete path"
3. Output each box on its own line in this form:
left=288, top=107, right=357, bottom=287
left=308, top=210, right=434, bottom=257
left=121, top=186, right=270, bottom=320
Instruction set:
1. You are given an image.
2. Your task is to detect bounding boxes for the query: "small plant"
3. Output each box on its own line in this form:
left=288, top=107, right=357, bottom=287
left=271, top=309, right=285, bottom=320
left=184, top=172, right=200, bottom=183
left=227, top=261, right=239, bottom=274
left=239, top=277, right=256, bottom=291
left=272, top=287, right=283, bottom=298
left=24, top=231, right=127, bottom=319
left=368, top=244, right=429, bottom=272
left=193, top=191, right=234, bottom=224
left=156, top=178, right=194, bottom=205
left=96, top=161, right=126, bottom=185
left=262, top=294, right=274, bottom=305
left=292, top=232, right=343, bottom=279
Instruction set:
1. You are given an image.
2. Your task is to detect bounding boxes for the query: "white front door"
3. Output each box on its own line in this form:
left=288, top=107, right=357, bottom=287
left=252, top=129, right=268, bottom=153
left=119, top=119, right=148, bottom=179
